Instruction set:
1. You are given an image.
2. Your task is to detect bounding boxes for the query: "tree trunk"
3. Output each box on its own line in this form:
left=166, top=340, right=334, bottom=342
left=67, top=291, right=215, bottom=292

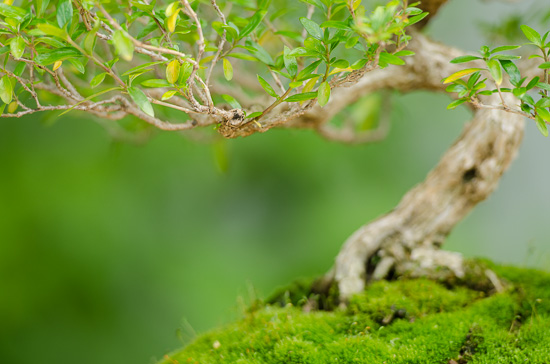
left=332, top=95, right=525, bottom=300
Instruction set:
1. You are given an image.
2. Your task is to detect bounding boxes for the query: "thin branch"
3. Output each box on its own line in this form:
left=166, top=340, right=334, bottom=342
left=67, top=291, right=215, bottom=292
left=206, top=0, right=228, bottom=86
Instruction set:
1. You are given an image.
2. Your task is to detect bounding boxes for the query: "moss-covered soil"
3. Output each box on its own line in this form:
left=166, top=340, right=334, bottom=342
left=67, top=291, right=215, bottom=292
left=158, top=262, right=550, bottom=363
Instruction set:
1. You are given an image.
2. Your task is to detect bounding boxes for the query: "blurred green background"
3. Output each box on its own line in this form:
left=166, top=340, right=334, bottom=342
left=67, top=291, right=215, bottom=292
left=1, top=1, right=549, bottom=364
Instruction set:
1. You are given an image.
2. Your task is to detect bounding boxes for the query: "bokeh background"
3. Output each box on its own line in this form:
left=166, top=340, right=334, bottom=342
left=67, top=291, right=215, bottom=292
left=1, top=1, right=549, bottom=364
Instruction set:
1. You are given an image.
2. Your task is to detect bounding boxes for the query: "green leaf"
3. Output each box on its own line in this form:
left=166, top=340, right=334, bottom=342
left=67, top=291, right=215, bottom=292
left=535, top=115, right=548, bottom=137
left=299, top=17, right=323, bottom=40
left=128, top=86, right=154, bottom=117
left=539, top=62, right=550, bottom=69
left=317, top=81, right=330, bottom=107
left=500, top=60, right=521, bottom=86
left=222, top=58, right=233, bottom=81
left=84, top=23, right=100, bottom=54
left=526, top=76, right=539, bottom=90
left=298, top=0, right=325, bottom=10
left=379, top=52, right=405, bottom=65
left=283, top=46, right=297, bottom=78
left=351, top=58, right=368, bottom=70
left=443, top=68, right=484, bottom=84
left=10, top=36, right=25, bottom=59
left=178, top=62, right=193, bottom=85
left=297, top=59, right=322, bottom=80
left=520, top=25, right=542, bottom=46
left=446, top=84, right=467, bottom=93
left=131, top=1, right=154, bottom=12
left=407, top=12, right=429, bottom=26
left=226, top=53, right=257, bottom=62
left=246, top=111, right=262, bottom=119
left=536, top=97, right=550, bottom=108
left=35, top=0, right=50, bottom=17
left=141, top=79, right=172, bottom=88
left=90, top=72, right=107, bottom=88
left=320, top=20, right=351, bottom=30
left=345, top=36, right=359, bottom=49
left=56, top=0, right=73, bottom=29
left=14, top=62, right=26, bottom=77
left=36, top=23, right=68, bottom=39
left=490, top=45, right=521, bottom=54
left=68, top=58, right=85, bottom=74
left=0, top=3, right=26, bottom=21
left=394, top=50, right=415, bottom=57
left=221, top=94, right=241, bottom=109
left=450, top=55, right=481, bottom=64
left=240, top=10, right=267, bottom=38
left=491, top=54, right=521, bottom=61
left=537, top=107, right=550, bottom=122
left=283, top=92, right=317, bottom=102
left=537, top=82, right=550, bottom=92
left=34, top=47, right=81, bottom=65
left=332, top=59, right=349, bottom=69
left=257, top=75, right=278, bottom=98
left=243, top=41, right=274, bottom=65
left=0, top=75, right=13, bottom=104
left=487, top=59, right=502, bottom=85
left=447, top=98, right=468, bottom=110
left=112, top=30, right=134, bottom=62
left=467, top=71, right=481, bottom=89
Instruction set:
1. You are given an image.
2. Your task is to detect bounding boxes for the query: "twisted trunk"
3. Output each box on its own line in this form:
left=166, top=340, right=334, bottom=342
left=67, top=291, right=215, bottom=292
left=332, top=96, right=525, bottom=300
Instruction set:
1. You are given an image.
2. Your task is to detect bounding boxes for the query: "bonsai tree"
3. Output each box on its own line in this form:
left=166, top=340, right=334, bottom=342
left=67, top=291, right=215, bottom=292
left=2, top=0, right=548, bottom=306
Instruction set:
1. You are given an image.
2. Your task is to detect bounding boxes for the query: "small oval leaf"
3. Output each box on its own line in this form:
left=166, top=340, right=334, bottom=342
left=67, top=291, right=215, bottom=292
left=128, top=86, right=154, bottom=117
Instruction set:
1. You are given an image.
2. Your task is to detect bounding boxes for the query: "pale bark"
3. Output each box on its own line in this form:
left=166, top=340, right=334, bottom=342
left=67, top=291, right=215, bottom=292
left=332, top=93, right=525, bottom=301
left=298, top=35, right=528, bottom=301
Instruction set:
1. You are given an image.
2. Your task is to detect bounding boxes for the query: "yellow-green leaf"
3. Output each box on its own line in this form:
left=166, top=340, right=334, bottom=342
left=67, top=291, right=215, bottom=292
left=166, top=59, right=181, bottom=84
left=301, top=76, right=318, bottom=105
left=0, top=75, right=13, bottom=104
left=7, top=100, right=17, bottom=113
left=161, top=90, right=178, bottom=101
left=166, top=9, right=180, bottom=33
left=443, top=68, right=484, bottom=84
left=487, top=59, right=503, bottom=85
left=166, top=2, right=179, bottom=16
left=223, top=58, right=233, bottom=81
left=113, top=30, right=134, bottom=62
left=317, top=81, right=330, bottom=107
left=36, top=23, right=68, bottom=39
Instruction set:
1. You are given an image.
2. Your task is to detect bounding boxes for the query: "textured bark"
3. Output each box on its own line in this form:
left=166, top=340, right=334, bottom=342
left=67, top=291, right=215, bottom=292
left=308, top=33, right=529, bottom=301
left=333, top=95, right=525, bottom=300
left=290, top=34, right=529, bottom=301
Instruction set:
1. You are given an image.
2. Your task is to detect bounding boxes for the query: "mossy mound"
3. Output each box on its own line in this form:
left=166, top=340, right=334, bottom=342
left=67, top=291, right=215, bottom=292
left=158, top=263, right=550, bottom=363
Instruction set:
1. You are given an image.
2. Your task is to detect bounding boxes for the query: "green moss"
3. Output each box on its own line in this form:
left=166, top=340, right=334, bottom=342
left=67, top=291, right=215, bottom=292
left=158, top=263, right=550, bottom=364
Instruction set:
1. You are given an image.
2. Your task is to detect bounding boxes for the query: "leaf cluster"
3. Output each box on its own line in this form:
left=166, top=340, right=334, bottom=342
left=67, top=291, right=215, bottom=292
left=0, top=0, right=424, bottom=130
left=444, top=25, right=550, bottom=137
